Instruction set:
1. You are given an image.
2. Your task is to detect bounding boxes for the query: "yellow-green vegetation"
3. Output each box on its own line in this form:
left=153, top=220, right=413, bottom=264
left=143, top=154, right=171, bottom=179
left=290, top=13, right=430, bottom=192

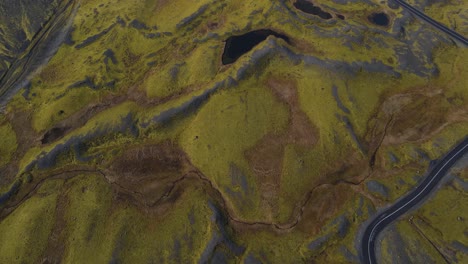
left=0, top=179, right=62, bottom=263
left=32, top=88, right=99, bottom=132
left=180, top=77, right=289, bottom=221
left=379, top=221, right=447, bottom=264
left=422, top=0, right=468, bottom=35
left=144, top=42, right=221, bottom=98
left=238, top=229, right=308, bottom=263
left=111, top=187, right=217, bottom=263
left=0, top=122, right=17, bottom=167
left=62, top=174, right=114, bottom=263
left=395, top=221, right=447, bottom=263
left=414, top=178, right=468, bottom=261
left=62, top=173, right=215, bottom=263
left=0, top=0, right=467, bottom=262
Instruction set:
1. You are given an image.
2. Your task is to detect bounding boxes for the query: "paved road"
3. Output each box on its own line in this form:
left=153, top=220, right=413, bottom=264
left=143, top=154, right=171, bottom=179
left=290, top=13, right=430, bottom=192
left=360, top=137, right=468, bottom=263
left=392, top=0, right=468, bottom=46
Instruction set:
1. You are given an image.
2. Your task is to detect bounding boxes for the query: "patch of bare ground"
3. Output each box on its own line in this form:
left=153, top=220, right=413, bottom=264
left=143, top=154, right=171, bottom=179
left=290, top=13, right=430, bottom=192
left=245, top=134, right=284, bottom=221
left=363, top=86, right=468, bottom=178
left=104, top=141, right=199, bottom=208
left=122, top=48, right=142, bottom=68
left=198, top=19, right=224, bottom=37
left=41, top=186, right=68, bottom=263
left=296, top=183, right=354, bottom=235
left=387, top=95, right=448, bottom=142
left=243, top=76, right=318, bottom=221
left=377, top=89, right=468, bottom=145
left=265, top=76, right=318, bottom=146
left=154, top=0, right=172, bottom=12
left=289, top=37, right=323, bottom=56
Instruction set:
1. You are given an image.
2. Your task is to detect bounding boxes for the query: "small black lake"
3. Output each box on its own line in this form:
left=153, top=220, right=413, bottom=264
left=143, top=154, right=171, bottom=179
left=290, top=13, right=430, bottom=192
left=368, top=12, right=389, bottom=26
left=221, top=29, right=290, bottom=65
left=293, top=0, right=332, bottom=20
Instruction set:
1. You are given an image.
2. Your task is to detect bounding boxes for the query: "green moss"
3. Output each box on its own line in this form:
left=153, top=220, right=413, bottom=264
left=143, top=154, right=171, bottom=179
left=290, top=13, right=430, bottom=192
left=62, top=173, right=115, bottom=263
left=144, top=41, right=221, bottom=98
left=394, top=221, right=446, bottom=263
left=239, top=229, right=308, bottom=263
left=60, top=173, right=218, bottom=263
left=179, top=78, right=289, bottom=221
left=14, top=101, right=138, bottom=175
left=0, top=179, right=62, bottom=264
left=379, top=234, right=392, bottom=264
left=0, top=122, right=17, bottom=167
left=295, top=64, right=356, bottom=154
left=145, top=0, right=214, bottom=32
left=32, top=88, right=99, bottom=132
left=423, top=2, right=468, bottom=36
left=416, top=186, right=468, bottom=244
left=375, top=167, right=422, bottom=200
left=115, top=186, right=215, bottom=263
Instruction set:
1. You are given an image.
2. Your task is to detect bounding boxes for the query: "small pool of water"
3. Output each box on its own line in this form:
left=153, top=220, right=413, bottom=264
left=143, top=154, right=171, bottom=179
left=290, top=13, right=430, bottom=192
left=221, top=29, right=289, bottom=65
left=293, top=0, right=332, bottom=20
left=41, top=126, right=69, bottom=144
left=368, top=12, right=389, bottom=26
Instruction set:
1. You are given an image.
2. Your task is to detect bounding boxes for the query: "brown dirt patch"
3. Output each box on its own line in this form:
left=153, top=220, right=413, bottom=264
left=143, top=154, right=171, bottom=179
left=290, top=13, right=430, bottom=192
left=38, top=63, right=61, bottom=84
left=245, top=135, right=284, bottom=221
left=243, top=76, right=319, bottom=220
left=110, top=143, right=188, bottom=177
left=296, top=183, right=354, bottom=235
left=266, top=77, right=297, bottom=103
left=154, top=0, right=171, bottom=11
left=384, top=94, right=457, bottom=144
left=371, top=88, right=468, bottom=146
left=42, top=186, right=68, bottom=263
left=388, top=95, right=447, bottom=140
left=265, top=76, right=318, bottom=146
left=122, top=48, right=142, bottom=68
left=106, top=141, right=196, bottom=207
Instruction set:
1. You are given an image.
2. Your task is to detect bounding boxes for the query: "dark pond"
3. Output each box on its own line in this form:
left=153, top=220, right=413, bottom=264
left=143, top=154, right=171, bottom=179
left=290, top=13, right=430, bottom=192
left=293, top=0, right=332, bottom=20
left=41, top=126, right=69, bottom=144
left=368, top=12, right=389, bottom=26
left=336, top=14, right=345, bottom=20
left=222, top=29, right=289, bottom=65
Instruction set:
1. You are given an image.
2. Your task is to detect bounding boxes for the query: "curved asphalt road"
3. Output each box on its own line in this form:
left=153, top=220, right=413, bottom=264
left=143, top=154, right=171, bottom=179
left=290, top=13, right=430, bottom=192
left=360, top=2, right=468, bottom=262
left=392, top=0, right=468, bottom=46
left=360, top=137, right=468, bottom=263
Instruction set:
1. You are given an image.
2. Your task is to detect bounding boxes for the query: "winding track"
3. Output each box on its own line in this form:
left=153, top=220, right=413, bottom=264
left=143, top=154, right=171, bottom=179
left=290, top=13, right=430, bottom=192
left=393, top=0, right=468, bottom=46
left=360, top=137, right=468, bottom=263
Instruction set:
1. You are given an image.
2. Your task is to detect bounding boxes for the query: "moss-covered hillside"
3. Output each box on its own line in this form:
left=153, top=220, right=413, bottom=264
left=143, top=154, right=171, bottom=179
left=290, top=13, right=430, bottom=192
left=0, top=0, right=467, bottom=263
